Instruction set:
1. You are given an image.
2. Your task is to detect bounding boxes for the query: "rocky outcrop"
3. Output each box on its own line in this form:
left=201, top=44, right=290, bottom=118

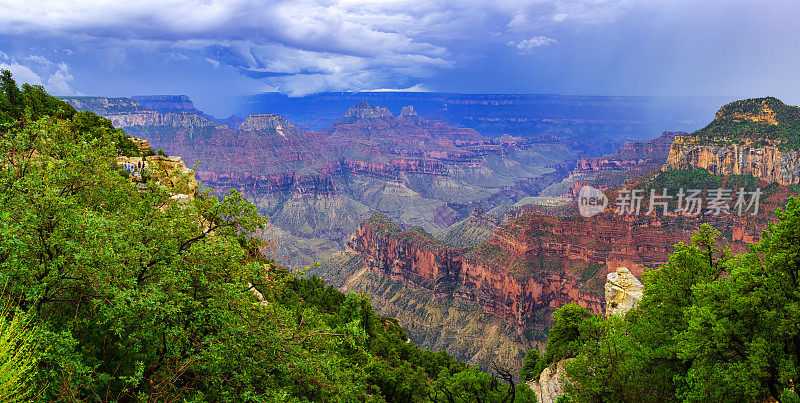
left=663, top=97, right=800, bottom=185
left=663, top=136, right=800, bottom=185
left=129, top=137, right=152, bottom=154
left=238, top=113, right=303, bottom=137
left=527, top=359, right=572, bottom=403
left=400, top=105, right=417, bottom=117
left=117, top=155, right=198, bottom=200
left=340, top=101, right=393, bottom=123
left=604, top=267, right=644, bottom=317
left=346, top=214, right=604, bottom=331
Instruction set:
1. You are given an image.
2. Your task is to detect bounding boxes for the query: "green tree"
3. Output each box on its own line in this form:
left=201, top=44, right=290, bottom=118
left=519, top=348, right=544, bottom=382
left=543, top=303, right=603, bottom=365
left=678, top=199, right=800, bottom=401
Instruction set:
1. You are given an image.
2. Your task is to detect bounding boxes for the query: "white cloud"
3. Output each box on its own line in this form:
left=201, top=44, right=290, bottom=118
left=0, top=52, right=76, bottom=94
left=508, top=36, right=557, bottom=52
left=0, top=61, right=43, bottom=86
left=205, top=57, right=220, bottom=68
left=45, top=62, right=75, bottom=94
left=0, top=0, right=642, bottom=94
left=364, top=83, right=428, bottom=92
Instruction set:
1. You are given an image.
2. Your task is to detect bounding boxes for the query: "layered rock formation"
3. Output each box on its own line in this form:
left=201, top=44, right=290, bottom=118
left=62, top=96, right=218, bottom=130
left=540, top=131, right=684, bottom=202
left=66, top=96, right=579, bottom=266
left=346, top=214, right=605, bottom=331
left=664, top=136, right=800, bottom=185
left=131, top=95, right=244, bottom=129
left=663, top=97, right=800, bottom=185
left=238, top=113, right=303, bottom=137
left=575, top=131, right=682, bottom=175
left=315, top=251, right=532, bottom=371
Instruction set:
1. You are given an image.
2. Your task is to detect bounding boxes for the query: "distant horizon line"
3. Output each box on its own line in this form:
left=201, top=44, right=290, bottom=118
left=59, top=92, right=734, bottom=100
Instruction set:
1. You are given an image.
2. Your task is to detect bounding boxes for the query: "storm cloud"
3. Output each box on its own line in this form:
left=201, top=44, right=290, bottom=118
left=0, top=0, right=798, bottom=116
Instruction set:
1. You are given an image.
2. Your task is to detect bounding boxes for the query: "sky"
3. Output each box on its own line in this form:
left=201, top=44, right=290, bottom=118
left=0, top=0, right=799, bottom=117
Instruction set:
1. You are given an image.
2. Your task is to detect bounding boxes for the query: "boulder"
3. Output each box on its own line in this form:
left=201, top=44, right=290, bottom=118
left=604, top=267, right=644, bottom=317
left=526, top=359, right=572, bottom=403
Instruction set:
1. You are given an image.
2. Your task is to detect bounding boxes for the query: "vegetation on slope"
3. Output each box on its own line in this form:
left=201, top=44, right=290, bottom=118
left=0, top=71, right=536, bottom=401
left=692, top=96, right=800, bottom=149
left=525, top=211, right=800, bottom=401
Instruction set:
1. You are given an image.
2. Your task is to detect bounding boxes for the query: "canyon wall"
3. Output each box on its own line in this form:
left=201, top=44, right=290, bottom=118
left=65, top=96, right=580, bottom=266
left=346, top=214, right=605, bottom=332
left=663, top=136, right=800, bottom=186
left=575, top=131, right=683, bottom=175
left=663, top=97, right=800, bottom=186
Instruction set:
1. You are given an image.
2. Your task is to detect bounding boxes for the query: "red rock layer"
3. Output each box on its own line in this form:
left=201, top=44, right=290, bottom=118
left=346, top=216, right=605, bottom=330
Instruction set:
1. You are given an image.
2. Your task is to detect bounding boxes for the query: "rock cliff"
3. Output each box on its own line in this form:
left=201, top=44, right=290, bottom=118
left=346, top=214, right=604, bottom=331
left=131, top=95, right=244, bottom=129
left=62, top=96, right=217, bottom=129
left=664, top=135, right=800, bottom=185
left=340, top=100, right=394, bottom=123
left=238, top=113, right=303, bottom=137
left=663, top=97, right=800, bottom=185
left=117, top=154, right=199, bottom=200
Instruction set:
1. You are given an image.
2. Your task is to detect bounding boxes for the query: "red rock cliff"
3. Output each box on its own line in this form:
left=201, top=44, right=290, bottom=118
left=346, top=214, right=605, bottom=330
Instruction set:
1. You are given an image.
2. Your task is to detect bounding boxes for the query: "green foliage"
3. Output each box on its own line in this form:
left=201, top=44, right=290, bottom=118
left=639, top=169, right=723, bottom=193
left=0, top=293, right=41, bottom=402
left=676, top=198, right=800, bottom=401
left=563, top=316, right=642, bottom=402
left=519, top=348, right=544, bottom=382
left=693, top=97, right=800, bottom=149
left=1, top=69, right=75, bottom=125
left=543, top=214, right=800, bottom=401
left=725, top=174, right=759, bottom=191
left=544, top=303, right=603, bottom=365
left=0, top=69, right=139, bottom=157
left=0, top=71, right=530, bottom=402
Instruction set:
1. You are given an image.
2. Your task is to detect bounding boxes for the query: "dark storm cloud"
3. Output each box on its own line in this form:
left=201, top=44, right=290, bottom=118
left=0, top=0, right=799, bottom=115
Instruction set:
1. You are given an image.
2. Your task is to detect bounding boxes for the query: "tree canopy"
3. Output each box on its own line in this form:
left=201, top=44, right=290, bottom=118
left=529, top=215, right=800, bottom=401
left=0, top=70, right=537, bottom=401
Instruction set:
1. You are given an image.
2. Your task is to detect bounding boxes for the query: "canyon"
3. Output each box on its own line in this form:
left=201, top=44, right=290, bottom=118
left=63, top=95, right=580, bottom=267
left=63, top=93, right=800, bottom=372
left=318, top=97, right=800, bottom=370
